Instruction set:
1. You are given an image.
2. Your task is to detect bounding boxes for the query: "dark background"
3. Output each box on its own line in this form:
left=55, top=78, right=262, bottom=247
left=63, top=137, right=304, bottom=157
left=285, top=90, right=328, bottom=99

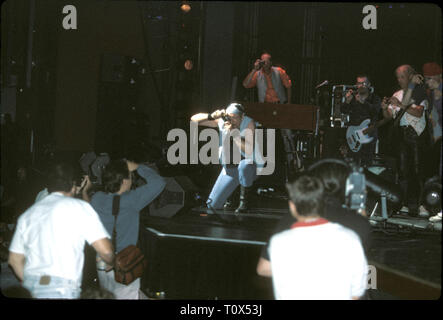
left=1, top=1, right=441, bottom=165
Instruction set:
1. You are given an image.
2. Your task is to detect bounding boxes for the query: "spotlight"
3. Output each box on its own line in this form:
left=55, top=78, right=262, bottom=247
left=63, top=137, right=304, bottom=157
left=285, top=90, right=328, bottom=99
left=184, top=59, right=193, bottom=71
left=181, top=2, right=191, bottom=13
left=422, top=176, right=442, bottom=214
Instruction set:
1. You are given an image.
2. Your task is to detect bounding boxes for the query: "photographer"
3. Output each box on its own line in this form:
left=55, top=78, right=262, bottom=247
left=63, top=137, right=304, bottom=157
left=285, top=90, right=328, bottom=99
left=8, top=162, right=114, bottom=299
left=191, top=103, right=264, bottom=213
left=242, top=52, right=298, bottom=174
left=242, top=52, right=292, bottom=105
left=90, top=158, right=166, bottom=299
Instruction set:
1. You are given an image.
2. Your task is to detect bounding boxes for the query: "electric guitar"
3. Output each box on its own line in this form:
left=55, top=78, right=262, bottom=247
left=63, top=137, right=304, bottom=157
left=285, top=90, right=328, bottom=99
left=346, top=118, right=390, bottom=152
left=347, top=84, right=419, bottom=152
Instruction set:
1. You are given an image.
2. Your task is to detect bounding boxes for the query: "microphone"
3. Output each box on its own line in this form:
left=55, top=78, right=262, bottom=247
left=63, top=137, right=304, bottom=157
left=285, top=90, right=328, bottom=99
left=315, top=80, right=329, bottom=89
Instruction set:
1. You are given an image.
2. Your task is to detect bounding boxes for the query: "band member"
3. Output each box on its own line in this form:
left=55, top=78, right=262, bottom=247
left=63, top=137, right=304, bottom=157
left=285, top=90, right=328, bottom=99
left=422, top=62, right=442, bottom=223
left=341, top=75, right=381, bottom=166
left=191, top=103, right=264, bottom=213
left=242, top=52, right=298, bottom=174
left=422, top=62, right=442, bottom=177
left=382, top=65, right=430, bottom=217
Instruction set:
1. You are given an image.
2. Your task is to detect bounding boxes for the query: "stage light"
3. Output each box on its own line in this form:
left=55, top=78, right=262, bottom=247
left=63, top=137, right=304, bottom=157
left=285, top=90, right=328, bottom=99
left=181, top=2, right=191, bottom=13
left=184, top=59, right=193, bottom=71
left=422, top=176, right=442, bottom=214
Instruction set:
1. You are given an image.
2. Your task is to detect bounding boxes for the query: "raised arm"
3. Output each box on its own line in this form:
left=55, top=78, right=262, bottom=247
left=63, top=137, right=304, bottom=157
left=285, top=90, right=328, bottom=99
left=191, top=109, right=225, bottom=128
left=279, top=68, right=292, bottom=104
left=243, top=59, right=261, bottom=88
left=126, top=164, right=167, bottom=211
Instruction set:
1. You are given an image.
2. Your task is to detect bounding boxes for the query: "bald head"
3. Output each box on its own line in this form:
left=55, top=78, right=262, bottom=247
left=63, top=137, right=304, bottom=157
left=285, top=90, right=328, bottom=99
left=395, top=65, right=415, bottom=89
left=396, top=65, right=415, bottom=77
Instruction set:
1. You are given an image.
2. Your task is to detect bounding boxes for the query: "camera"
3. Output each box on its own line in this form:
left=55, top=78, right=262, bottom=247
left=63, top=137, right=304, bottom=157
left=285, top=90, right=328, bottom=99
left=345, top=163, right=367, bottom=212
left=258, top=60, right=265, bottom=68
left=79, top=152, right=110, bottom=186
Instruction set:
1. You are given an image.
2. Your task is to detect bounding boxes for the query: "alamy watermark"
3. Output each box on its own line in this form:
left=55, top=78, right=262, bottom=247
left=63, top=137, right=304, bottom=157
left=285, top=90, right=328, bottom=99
left=367, top=264, right=377, bottom=289
left=166, top=121, right=276, bottom=175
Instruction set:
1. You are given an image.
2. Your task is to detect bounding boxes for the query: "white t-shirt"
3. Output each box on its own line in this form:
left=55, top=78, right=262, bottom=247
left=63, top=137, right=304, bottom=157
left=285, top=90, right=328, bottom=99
left=35, top=188, right=49, bottom=202
left=9, top=192, right=110, bottom=284
left=269, top=220, right=368, bottom=300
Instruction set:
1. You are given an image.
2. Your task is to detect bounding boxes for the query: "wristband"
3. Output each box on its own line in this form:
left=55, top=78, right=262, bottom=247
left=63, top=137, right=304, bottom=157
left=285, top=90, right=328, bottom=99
left=207, top=114, right=214, bottom=120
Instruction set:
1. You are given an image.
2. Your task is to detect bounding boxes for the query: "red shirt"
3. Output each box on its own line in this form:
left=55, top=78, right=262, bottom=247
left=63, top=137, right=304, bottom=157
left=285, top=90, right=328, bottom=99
left=245, top=67, right=291, bottom=103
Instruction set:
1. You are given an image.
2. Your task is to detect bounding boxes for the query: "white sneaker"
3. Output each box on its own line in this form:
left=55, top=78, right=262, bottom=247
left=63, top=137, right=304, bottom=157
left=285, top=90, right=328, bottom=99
left=400, top=206, right=409, bottom=213
left=419, top=205, right=430, bottom=218
left=429, top=212, right=442, bottom=223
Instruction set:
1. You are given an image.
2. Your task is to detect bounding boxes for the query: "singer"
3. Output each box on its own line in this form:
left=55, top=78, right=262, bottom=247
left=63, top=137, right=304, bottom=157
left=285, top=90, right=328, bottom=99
left=190, top=103, right=264, bottom=213
left=242, top=51, right=298, bottom=174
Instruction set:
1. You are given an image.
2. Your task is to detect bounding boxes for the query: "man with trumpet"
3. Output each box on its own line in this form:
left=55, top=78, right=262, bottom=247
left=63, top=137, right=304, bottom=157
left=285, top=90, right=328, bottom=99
left=381, top=65, right=430, bottom=217
left=341, top=74, right=381, bottom=166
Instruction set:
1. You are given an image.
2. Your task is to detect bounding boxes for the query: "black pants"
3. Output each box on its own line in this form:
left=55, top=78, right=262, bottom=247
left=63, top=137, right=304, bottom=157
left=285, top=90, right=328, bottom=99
left=397, top=126, right=427, bottom=212
left=349, top=139, right=377, bottom=168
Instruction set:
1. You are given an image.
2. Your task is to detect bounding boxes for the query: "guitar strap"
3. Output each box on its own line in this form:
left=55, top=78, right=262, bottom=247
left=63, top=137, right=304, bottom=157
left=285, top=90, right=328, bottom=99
left=393, top=88, right=413, bottom=127
left=111, top=195, right=121, bottom=254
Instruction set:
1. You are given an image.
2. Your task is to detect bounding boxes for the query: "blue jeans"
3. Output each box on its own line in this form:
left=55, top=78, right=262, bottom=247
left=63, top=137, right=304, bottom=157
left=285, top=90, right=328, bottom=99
left=23, top=274, right=81, bottom=299
left=206, top=160, right=257, bottom=209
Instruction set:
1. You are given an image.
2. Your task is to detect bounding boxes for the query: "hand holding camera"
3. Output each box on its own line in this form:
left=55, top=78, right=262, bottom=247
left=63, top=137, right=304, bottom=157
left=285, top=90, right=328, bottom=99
left=254, top=59, right=264, bottom=70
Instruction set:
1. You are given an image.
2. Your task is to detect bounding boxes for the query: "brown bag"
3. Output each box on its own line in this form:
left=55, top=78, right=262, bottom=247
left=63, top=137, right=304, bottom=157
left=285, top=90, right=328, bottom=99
left=112, top=196, right=147, bottom=285
left=114, top=245, right=148, bottom=285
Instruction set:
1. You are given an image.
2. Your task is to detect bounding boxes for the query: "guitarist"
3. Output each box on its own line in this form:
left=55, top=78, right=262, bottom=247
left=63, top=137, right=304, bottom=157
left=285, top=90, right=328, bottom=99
left=382, top=65, right=430, bottom=217
left=341, top=75, right=381, bottom=166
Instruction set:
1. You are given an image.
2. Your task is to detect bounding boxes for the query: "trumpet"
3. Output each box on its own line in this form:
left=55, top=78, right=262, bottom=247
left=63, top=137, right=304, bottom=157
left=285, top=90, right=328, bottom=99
left=334, top=84, right=374, bottom=94
left=349, top=85, right=374, bottom=95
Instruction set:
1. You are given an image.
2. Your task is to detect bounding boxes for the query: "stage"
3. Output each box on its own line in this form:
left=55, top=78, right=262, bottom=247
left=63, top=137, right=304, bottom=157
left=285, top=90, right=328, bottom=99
left=139, top=191, right=441, bottom=300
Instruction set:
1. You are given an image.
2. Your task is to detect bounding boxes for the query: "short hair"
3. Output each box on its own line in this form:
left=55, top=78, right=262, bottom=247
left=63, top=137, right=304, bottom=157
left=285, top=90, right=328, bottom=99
left=47, top=162, right=77, bottom=193
left=286, top=174, right=325, bottom=216
left=102, top=159, right=130, bottom=193
left=308, top=160, right=350, bottom=202
left=356, top=74, right=371, bottom=85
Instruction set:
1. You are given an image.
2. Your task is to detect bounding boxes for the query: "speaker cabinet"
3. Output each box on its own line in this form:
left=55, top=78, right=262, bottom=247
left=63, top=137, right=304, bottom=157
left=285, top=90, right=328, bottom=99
left=148, top=176, right=199, bottom=218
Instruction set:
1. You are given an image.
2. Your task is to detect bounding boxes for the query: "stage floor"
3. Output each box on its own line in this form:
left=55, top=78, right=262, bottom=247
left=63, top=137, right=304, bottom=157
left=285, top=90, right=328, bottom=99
left=141, top=192, right=441, bottom=300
